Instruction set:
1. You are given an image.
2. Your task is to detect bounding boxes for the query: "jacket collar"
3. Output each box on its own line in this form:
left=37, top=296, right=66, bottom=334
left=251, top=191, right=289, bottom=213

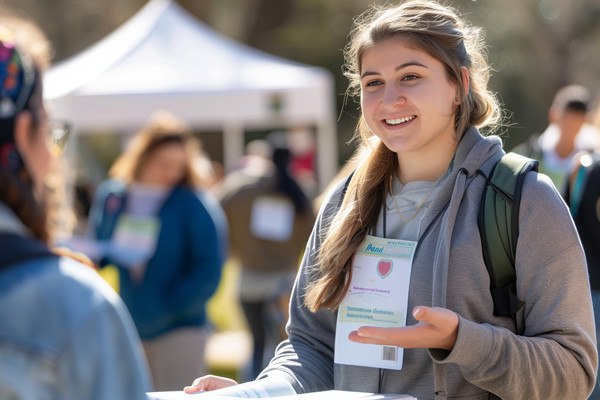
left=0, top=202, right=30, bottom=236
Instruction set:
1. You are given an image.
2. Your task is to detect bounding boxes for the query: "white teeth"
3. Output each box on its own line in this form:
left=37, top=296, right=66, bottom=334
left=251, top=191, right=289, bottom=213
left=386, top=116, right=415, bottom=125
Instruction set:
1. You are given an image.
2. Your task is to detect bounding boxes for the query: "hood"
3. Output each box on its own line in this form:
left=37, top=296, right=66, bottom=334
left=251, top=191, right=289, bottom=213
left=0, top=202, right=29, bottom=236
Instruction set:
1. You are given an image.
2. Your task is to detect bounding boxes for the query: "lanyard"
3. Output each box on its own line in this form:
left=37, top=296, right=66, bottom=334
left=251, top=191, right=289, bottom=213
left=381, top=196, right=451, bottom=248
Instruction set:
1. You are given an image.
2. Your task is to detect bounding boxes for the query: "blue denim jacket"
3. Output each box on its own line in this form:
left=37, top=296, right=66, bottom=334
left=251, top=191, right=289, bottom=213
left=0, top=203, right=151, bottom=399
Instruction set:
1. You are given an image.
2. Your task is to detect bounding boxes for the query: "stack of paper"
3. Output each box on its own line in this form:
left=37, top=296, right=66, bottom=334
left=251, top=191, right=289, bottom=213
left=147, top=390, right=416, bottom=400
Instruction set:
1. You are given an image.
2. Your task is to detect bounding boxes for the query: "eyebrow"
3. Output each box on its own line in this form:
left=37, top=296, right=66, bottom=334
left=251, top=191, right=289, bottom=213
left=360, top=61, right=429, bottom=78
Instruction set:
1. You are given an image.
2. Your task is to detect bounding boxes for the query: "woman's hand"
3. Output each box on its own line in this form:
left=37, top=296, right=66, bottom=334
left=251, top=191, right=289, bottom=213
left=348, top=306, right=459, bottom=351
left=183, top=374, right=238, bottom=394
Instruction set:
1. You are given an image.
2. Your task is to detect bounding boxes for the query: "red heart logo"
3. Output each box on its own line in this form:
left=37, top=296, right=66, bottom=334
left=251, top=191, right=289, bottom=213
left=377, top=259, right=392, bottom=278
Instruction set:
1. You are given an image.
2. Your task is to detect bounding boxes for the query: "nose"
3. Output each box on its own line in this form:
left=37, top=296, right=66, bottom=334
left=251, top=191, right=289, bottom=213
left=381, top=85, right=406, bottom=107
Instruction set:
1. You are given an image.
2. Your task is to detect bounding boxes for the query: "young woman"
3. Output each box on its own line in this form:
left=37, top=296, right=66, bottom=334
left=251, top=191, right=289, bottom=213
left=0, top=16, right=150, bottom=399
left=87, top=112, right=228, bottom=390
left=185, top=1, right=597, bottom=398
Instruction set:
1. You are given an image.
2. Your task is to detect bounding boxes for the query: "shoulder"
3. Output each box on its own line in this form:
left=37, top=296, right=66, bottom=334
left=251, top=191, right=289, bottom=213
left=173, top=186, right=227, bottom=226
left=522, top=170, right=562, bottom=201
left=173, top=186, right=220, bottom=212
left=96, top=179, right=125, bottom=195
left=41, top=257, right=126, bottom=321
left=216, top=172, right=272, bottom=203
left=93, top=179, right=127, bottom=205
left=520, top=170, right=574, bottom=228
left=0, top=256, right=131, bottom=350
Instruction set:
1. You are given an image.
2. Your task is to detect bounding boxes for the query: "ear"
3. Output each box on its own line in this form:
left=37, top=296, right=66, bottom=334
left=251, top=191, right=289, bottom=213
left=13, top=111, right=33, bottom=162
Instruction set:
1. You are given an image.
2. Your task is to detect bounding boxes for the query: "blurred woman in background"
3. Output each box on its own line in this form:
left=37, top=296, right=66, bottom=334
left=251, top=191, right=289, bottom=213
left=88, top=111, right=228, bottom=390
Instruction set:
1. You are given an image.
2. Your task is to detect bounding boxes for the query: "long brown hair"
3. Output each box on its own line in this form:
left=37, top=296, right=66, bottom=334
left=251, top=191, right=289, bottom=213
left=304, top=0, right=500, bottom=311
left=109, top=111, right=207, bottom=188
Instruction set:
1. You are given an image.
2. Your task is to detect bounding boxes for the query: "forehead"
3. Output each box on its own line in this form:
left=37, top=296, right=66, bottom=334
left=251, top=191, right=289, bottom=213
left=359, top=36, right=440, bottom=72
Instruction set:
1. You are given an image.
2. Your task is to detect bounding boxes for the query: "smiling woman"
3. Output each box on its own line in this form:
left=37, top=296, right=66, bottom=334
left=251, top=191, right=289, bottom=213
left=184, top=1, right=597, bottom=399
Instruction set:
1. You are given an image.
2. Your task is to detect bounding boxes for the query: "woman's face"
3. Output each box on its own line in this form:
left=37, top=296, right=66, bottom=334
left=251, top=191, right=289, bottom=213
left=137, top=142, right=187, bottom=188
left=360, top=37, right=460, bottom=160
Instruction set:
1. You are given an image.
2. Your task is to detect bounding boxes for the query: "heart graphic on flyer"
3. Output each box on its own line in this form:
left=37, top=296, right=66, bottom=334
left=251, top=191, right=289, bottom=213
left=377, top=259, right=392, bottom=278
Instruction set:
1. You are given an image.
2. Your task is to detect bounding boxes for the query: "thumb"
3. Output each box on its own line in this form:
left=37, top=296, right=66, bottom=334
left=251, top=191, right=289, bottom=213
left=412, top=305, right=434, bottom=323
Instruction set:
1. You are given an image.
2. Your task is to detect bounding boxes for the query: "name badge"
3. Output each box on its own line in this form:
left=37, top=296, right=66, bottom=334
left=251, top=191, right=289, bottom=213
left=109, top=214, right=161, bottom=268
left=334, top=235, right=416, bottom=370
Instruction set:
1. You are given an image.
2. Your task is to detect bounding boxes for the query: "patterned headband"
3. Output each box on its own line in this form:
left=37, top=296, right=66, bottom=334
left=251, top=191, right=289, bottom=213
left=0, top=28, right=36, bottom=119
left=0, top=28, right=37, bottom=172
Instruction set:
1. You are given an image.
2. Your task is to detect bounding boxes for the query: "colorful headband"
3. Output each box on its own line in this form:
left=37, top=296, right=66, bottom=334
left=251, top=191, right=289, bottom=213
left=0, top=30, right=35, bottom=119
left=0, top=29, right=36, bottom=173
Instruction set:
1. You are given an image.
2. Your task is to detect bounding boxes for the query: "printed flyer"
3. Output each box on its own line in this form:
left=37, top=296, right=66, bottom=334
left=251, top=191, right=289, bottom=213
left=334, top=235, right=416, bottom=370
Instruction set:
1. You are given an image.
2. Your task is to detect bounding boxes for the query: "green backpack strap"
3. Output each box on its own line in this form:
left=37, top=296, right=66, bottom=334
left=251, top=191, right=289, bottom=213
left=478, top=152, right=538, bottom=335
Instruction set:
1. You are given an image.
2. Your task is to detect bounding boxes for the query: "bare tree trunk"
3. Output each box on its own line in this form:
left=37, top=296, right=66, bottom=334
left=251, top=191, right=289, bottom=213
left=244, top=0, right=294, bottom=49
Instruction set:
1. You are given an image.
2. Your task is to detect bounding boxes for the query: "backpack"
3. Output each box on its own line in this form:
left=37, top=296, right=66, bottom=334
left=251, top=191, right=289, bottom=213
left=339, top=152, right=538, bottom=335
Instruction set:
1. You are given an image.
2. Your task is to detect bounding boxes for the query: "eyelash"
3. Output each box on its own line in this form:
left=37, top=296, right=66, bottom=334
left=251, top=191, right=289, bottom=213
left=364, top=74, right=420, bottom=87
left=366, top=80, right=383, bottom=87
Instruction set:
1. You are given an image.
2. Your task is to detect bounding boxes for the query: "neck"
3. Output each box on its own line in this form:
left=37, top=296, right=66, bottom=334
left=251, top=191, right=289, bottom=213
left=397, top=140, right=457, bottom=183
left=554, top=133, right=576, bottom=159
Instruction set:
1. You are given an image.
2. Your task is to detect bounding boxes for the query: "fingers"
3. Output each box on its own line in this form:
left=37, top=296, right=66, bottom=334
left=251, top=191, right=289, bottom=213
left=349, top=324, right=424, bottom=347
left=183, top=375, right=238, bottom=393
left=348, top=306, right=459, bottom=350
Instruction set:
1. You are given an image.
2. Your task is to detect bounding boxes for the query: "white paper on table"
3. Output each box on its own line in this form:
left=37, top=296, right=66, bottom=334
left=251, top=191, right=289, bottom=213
left=147, top=377, right=296, bottom=399
left=146, top=390, right=415, bottom=400
left=249, top=196, right=294, bottom=241
left=334, top=235, right=417, bottom=370
left=276, top=391, right=416, bottom=399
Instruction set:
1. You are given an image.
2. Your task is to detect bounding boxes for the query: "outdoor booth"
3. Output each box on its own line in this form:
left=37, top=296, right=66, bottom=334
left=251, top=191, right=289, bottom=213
left=44, top=0, right=338, bottom=190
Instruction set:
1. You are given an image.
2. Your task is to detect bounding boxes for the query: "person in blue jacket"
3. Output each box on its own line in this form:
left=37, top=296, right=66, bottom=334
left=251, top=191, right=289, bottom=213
left=0, top=15, right=151, bottom=399
left=88, top=111, right=227, bottom=391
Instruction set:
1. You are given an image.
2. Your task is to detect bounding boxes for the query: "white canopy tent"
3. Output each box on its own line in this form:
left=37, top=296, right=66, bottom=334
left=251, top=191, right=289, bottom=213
left=44, top=0, right=337, bottom=188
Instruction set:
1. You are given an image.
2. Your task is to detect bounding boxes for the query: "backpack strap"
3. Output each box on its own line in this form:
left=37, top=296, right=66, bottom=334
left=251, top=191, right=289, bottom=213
left=478, top=152, right=538, bottom=335
left=0, top=232, right=56, bottom=272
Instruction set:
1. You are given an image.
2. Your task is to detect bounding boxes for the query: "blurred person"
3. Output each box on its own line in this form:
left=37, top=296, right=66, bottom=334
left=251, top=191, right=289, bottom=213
left=565, top=103, right=600, bottom=399
left=0, top=15, right=150, bottom=399
left=215, top=138, right=315, bottom=380
left=287, top=127, right=318, bottom=198
left=87, top=111, right=227, bottom=390
left=185, top=1, right=597, bottom=398
left=513, top=84, right=600, bottom=195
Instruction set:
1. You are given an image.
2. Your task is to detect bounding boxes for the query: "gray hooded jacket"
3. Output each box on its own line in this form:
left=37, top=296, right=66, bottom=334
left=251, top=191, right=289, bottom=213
left=259, top=128, right=597, bottom=399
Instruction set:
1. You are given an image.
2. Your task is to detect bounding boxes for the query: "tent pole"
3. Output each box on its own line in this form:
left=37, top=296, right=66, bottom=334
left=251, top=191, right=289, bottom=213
left=316, top=118, right=338, bottom=191
left=223, top=122, right=245, bottom=173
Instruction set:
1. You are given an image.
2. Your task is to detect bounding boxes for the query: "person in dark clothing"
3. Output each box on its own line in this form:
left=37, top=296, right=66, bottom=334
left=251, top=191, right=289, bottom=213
left=566, top=149, right=600, bottom=400
left=215, top=138, right=315, bottom=380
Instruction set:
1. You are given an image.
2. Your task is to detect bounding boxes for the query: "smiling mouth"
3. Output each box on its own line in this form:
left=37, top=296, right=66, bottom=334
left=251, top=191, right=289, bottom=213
left=385, top=116, right=416, bottom=125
